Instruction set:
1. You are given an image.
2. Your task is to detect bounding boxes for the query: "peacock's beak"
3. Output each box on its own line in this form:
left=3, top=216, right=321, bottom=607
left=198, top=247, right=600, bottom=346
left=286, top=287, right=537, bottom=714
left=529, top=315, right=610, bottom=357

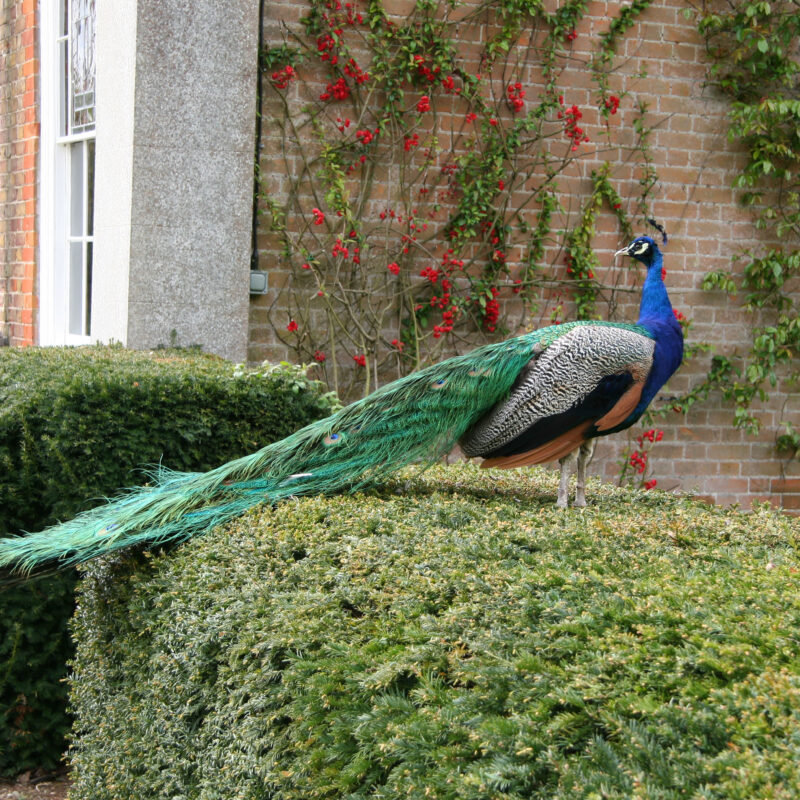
left=614, top=244, right=632, bottom=258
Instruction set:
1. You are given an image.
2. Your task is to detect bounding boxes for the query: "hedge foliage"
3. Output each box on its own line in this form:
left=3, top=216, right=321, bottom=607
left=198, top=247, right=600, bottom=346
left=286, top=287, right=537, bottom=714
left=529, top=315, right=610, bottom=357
left=69, top=463, right=800, bottom=799
left=0, top=345, right=340, bottom=776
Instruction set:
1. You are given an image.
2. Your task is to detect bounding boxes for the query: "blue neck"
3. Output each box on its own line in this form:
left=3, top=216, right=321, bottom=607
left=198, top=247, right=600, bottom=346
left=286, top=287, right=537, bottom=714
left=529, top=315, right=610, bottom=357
left=637, top=251, right=674, bottom=325
left=631, top=249, right=684, bottom=420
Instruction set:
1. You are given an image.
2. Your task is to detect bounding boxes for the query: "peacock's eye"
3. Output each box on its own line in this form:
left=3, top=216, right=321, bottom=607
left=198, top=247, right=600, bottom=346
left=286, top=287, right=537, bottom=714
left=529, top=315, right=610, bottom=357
left=632, top=240, right=650, bottom=256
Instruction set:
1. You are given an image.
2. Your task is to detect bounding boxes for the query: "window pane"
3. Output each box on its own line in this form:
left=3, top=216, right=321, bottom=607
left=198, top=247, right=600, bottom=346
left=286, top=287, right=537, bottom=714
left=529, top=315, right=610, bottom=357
left=59, top=39, right=68, bottom=137
left=70, top=0, right=96, bottom=134
left=70, top=143, right=84, bottom=236
left=69, top=241, right=85, bottom=336
left=85, top=241, right=93, bottom=336
left=87, top=139, right=95, bottom=235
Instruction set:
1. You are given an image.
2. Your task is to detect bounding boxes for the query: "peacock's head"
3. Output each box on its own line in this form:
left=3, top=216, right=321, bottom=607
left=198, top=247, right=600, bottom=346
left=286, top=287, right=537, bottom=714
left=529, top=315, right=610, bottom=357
left=614, top=236, right=661, bottom=268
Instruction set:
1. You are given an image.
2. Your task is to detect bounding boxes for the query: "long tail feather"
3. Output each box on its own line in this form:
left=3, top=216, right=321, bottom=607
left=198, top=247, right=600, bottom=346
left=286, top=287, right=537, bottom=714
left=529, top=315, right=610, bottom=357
left=0, top=332, right=547, bottom=573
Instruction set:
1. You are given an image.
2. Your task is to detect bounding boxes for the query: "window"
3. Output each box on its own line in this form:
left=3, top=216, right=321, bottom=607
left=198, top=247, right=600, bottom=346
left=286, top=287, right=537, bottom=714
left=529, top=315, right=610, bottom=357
left=40, top=0, right=96, bottom=344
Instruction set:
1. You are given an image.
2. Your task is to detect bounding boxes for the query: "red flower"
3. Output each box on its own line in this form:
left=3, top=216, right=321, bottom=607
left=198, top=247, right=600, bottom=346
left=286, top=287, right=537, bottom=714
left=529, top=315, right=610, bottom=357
left=644, top=479, right=657, bottom=490
left=320, top=77, right=350, bottom=102
left=566, top=29, right=577, bottom=41
left=287, top=319, right=299, bottom=333
left=387, top=262, right=400, bottom=275
left=404, top=132, right=419, bottom=151
left=506, top=82, right=525, bottom=112
left=311, top=207, right=325, bottom=225
left=563, top=104, right=590, bottom=149
left=301, top=262, right=311, bottom=270
left=391, top=338, right=404, bottom=351
left=605, top=95, right=620, bottom=115
left=313, top=350, right=326, bottom=362
left=629, top=450, right=648, bottom=473
left=441, top=75, right=457, bottom=94
left=332, top=239, right=350, bottom=258
left=465, top=111, right=477, bottom=123
left=271, top=65, right=295, bottom=90
left=416, top=95, right=431, bottom=113
left=497, top=179, right=505, bottom=191
left=353, top=354, right=367, bottom=367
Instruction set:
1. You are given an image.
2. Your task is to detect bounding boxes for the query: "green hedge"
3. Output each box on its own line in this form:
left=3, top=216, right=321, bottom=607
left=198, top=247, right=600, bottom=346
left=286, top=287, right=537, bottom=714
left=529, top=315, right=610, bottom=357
left=68, top=464, right=800, bottom=799
left=0, top=345, right=340, bottom=776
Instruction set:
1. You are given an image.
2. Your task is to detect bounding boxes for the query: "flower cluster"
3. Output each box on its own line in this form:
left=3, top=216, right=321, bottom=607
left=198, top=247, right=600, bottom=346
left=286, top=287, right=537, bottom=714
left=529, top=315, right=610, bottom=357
left=320, top=77, right=350, bottom=101
left=506, top=82, right=525, bottom=112
left=344, top=57, right=369, bottom=84
left=356, top=128, right=376, bottom=145
left=628, top=428, right=663, bottom=488
left=482, top=287, right=500, bottom=332
left=404, top=132, right=419, bottom=151
left=353, top=354, right=366, bottom=367
left=558, top=100, right=589, bottom=151
left=433, top=307, right=456, bottom=338
left=311, top=207, right=325, bottom=226
left=313, top=350, right=326, bottom=362
left=604, top=94, right=620, bottom=115
left=416, top=95, right=431, bottom=113
left=391, top=338, right=404, bottom=351
left=332, top=238, right=349, bottom=258
left=336, top=116, right=351, bottom=133
left=639, top=428, right=664, bottom=445
left=271, top=65, right=295, bottom=90
left=629, top=449, right=648, bottom=473
left=316, top=33, right=338, bottom=64
left=387, top=262, right=400, bottom=275
left=287, top=319, right=299, bottom=333
left=414, top=55, right=440, bottom=83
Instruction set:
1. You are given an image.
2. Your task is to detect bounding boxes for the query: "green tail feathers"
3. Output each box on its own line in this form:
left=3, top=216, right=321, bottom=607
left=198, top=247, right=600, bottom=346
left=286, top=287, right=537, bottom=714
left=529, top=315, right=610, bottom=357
left=0, top=329, right=572, bottom=573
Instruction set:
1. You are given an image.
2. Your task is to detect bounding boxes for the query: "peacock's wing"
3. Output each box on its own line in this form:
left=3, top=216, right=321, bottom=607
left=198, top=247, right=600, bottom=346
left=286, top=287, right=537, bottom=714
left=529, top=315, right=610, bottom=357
left=460, top=324, right=655, bottom=468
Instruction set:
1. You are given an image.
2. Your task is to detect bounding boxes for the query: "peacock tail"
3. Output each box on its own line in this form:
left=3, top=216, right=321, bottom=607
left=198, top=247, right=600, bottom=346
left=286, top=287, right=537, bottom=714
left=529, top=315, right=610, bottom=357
left=1, top=320, right=645, bottom=574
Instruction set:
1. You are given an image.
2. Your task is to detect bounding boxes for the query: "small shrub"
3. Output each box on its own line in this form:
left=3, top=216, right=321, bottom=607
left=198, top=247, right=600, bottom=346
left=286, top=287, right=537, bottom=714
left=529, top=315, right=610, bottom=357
left=0, top=345, right=340, bottom=775
left=68, top=463, right=800, bottom=799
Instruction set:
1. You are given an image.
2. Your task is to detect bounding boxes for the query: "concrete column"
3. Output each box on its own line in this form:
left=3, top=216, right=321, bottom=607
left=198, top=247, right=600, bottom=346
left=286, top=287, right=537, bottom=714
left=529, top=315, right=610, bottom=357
left=92, top=0, right=137, bottom=345
left=93, top=0, right=259, bottom=361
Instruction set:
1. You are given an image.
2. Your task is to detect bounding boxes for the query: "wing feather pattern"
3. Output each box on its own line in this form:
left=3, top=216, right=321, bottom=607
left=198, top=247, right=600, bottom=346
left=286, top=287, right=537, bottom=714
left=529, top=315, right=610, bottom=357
left=460, top=325, right=655, bottom=465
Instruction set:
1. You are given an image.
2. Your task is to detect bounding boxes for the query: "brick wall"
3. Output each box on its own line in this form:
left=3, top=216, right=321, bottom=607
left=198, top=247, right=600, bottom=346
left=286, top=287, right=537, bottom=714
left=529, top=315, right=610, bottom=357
left=253, top=0, right=799, bottom=511
left=0, top=0, right=37, bottom=347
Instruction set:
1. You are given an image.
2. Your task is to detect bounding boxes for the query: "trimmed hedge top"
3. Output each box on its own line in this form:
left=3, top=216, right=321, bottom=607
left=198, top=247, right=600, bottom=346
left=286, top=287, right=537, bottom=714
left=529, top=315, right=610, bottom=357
left=0, top=345, right=340, bottom=535
left=69, top=464, right=800, bottom=800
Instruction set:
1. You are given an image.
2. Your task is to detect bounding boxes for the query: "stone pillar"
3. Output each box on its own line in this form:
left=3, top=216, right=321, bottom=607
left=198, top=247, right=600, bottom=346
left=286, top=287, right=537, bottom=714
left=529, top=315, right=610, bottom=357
left=93, top=0, right=259, bottom=361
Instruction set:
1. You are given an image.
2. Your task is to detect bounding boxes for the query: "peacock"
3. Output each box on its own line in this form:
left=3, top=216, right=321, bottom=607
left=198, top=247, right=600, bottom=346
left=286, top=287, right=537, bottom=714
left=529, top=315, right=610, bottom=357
left=0, top=235, right=682, bottom=575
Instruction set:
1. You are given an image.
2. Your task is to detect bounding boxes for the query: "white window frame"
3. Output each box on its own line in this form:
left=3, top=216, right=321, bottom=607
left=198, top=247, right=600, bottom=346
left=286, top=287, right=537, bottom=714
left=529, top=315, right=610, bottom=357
left=39, top=0, right=96, bottom=346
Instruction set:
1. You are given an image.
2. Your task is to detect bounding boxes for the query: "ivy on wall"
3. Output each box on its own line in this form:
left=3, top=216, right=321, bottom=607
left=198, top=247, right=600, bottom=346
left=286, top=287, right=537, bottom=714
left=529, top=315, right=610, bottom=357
left=685, top=0, right=800, bottom=458
left=257, top=0, right=659, bottom=398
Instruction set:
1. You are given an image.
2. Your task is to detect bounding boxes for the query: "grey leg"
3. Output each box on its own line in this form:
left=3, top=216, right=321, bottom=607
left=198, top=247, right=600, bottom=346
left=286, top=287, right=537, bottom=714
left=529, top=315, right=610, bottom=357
left=574, top=439, right=596, bottom=508
left=557, top=449, right=578, bottom=508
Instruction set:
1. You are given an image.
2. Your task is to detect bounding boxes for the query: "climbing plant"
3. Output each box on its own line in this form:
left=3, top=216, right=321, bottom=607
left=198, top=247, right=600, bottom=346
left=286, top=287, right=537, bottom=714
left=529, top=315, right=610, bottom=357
left=257, top=0, right=660, bottom=398
left=686, top=0, right=800, bottom=457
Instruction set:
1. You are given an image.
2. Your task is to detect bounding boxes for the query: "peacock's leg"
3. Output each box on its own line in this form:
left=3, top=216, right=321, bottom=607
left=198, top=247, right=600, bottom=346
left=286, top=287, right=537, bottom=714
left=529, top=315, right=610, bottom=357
left=557, top=449, right=578, bottom=508
left=574, top=439, right=596, bottom=507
